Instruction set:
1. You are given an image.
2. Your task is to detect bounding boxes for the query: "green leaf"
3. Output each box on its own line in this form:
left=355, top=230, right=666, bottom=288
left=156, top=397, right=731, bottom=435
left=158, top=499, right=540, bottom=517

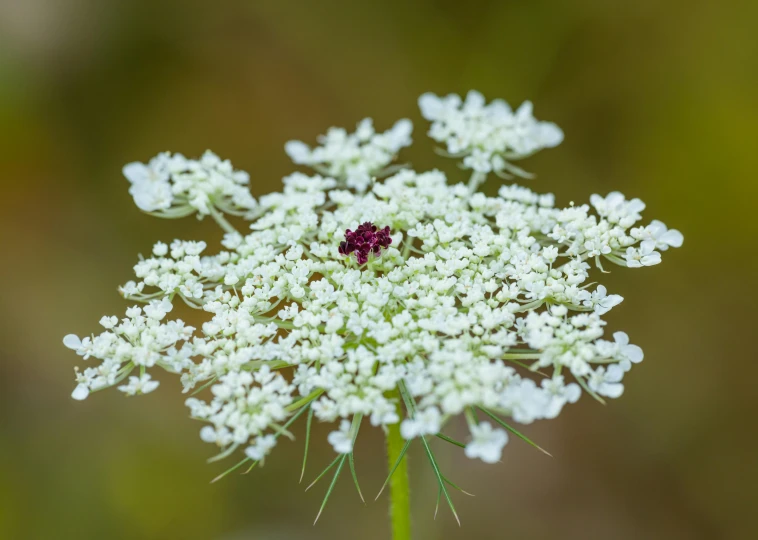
left=305, top=455, right=341, bottom=493
left=348, top=414, right=365, bottom=502
left=349, top=452, right=365, bottom=503
left=434, top=432, right=466, bottom=449
left=420, top=436, right=460, bottom=526
left=190, top=377, right=218, bottom=396
left=210, top=456, right=250, bottom=484
left=313, top=455, right=347, bottom=524
left=441, top=475, right=474, bottom=497
left=374, top=439, right=412, bottom=500
left=241, top=459, right=258, bottom=475
left=503, top=358, right=550, bottom=377
left=397, top=380, right=416, bottom=416
left=207, top=443, right=239, bottom=463
left=286, top=388, right=325, bottom=412
left=300, top=406, right=314, bottom=483
left=477, top=407, right=553, bottom=457
left=268, top=421, right=295, bottom=441
left=215, top=401, right=312, bottom=482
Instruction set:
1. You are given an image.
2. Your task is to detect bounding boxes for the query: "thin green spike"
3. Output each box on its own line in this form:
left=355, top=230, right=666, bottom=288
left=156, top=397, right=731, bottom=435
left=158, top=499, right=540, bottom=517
left=347, top=414, right=365, bottom=502
left=214, top=402, right=311, bottom=482
left=191, top=377, right=218, bottom=396
left=464, top=407, right=479, bottom=427
left=374, top=439, right=412, bottom=500
left=420, top=436, right=460, bottom=526
left=300, top=406, right=314, bottom=483
left=434, top=485, right=442, bottom=519
left=441, top=475, right=474, bottom=497
left=477, top=407, right=552, bottom=457
left=286, top=388, right=325, bottom=413
left=504, top=358, right=550, bottom=377
left=284, top=400, right=313, bottom=426
left=434, top=432, right=466, bottom=449
left=210, top=456, right=250, bottom=483
left=207, top=443, right=239, bottom=463
left=305, top=455, right=341, bottom=492
left=397, top=380, right=416, bottom=415
left=313, top=455, right=347, bottom=524
left=268, top=422, right=295, bottom=441
left=241, top=460, right=258, bottom=475
left=348, top=452, right=365, bottom=503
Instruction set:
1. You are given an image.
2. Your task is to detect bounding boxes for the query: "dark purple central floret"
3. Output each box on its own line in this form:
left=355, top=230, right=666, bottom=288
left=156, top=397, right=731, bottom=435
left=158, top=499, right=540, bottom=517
left=338, top=222, right=392, bottom=265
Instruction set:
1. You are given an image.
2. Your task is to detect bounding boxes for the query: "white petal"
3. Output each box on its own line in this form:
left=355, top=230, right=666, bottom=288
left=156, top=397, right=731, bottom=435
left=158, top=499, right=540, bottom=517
left=641, top=252, right=662, bottom=266
left=464, top=90, right=485, bottom=109
left=142, top=380, right=160, bottom=394
left=71, top=384, right=90, bottom=400
left=660, top=229, right=684, bottom=248
left=602, top=383, right=624, bottom=399
left=606, top=364, right=625, bottom=382
left=538, top=122, right=564, bottom=147
left=515, top=101, right=533, bottom=120
left=284, top=140, right=311, bottom=164
left=388, top=119, right=413, bottom=149
left=624, top=344, right=644, bottom=364
left=613, top=331, right=630, bottom=346
left=565, top=383, right=582, bottom=403
left=63, top=334, right=82, bottom=350
left=418, top=92, right=443, bottom=120
left=122, top=162, right=149, bottom=184
left=400, top=419, right=417, bottom=440
left=199, top=426, right=217, bottom=443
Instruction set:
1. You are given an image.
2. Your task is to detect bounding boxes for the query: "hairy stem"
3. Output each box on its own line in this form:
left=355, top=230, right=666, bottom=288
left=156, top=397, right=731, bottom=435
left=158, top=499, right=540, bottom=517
left=386, top=412, right=412, bottom=540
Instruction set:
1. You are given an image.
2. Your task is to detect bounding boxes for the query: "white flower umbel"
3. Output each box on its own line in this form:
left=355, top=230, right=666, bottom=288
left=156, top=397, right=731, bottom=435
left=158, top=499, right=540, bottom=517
left=123, top=150, right=258, bottom=231
left=64, top=299, right=194, bottom=400
left=64, top=91, right=682, bottom=526
left=419, top=90, right=563, bottom=191
left=285, top=117, right=412, bottom=192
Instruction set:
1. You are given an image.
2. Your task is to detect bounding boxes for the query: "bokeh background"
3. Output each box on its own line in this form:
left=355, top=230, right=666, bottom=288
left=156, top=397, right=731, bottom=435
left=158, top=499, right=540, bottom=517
left=1, top=1, right=756, bottom=539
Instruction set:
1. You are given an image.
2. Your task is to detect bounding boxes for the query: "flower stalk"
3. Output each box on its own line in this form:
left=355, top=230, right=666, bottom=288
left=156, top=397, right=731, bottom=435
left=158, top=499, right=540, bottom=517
left=386, top=402, right=412, bottom=540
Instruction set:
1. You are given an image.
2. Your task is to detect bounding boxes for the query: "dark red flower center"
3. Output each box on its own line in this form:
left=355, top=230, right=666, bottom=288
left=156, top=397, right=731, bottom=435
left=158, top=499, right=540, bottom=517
left=338, top=222, right=392, bottom=265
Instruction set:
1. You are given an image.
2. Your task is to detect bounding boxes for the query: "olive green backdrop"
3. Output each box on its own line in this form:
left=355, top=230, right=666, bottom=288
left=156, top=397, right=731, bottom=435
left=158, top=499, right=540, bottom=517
left=1, top=1, right=756, bottom=539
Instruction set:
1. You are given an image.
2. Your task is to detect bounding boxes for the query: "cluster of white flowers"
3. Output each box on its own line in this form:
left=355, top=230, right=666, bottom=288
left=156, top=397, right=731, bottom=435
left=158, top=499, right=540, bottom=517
left=419, top=90, right=563, bottom=179
left=285, top=118, right=412, bottom=192
left=123, top=150, right=257, bottom=219
left=64, top=299, right=194, bottom=400
left=185, top=366, right=296, bottom=463
left=65, top=92, right=682, bottom=492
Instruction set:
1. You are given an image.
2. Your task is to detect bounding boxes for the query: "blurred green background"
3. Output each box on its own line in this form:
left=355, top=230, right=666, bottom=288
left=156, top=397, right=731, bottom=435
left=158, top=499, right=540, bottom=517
left=1, top=1, right=756, bottom=539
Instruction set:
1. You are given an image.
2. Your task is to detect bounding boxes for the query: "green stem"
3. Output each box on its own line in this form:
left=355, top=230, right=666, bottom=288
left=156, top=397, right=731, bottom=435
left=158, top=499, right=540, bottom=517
left=208, top=206, right=239, bottom=236
left=386, top=411, right=412, bottom=540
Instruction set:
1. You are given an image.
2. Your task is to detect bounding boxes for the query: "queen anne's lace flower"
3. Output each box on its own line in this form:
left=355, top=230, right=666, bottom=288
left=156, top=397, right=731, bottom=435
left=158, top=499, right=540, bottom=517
left=64, top=91, right=682, bottom=518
